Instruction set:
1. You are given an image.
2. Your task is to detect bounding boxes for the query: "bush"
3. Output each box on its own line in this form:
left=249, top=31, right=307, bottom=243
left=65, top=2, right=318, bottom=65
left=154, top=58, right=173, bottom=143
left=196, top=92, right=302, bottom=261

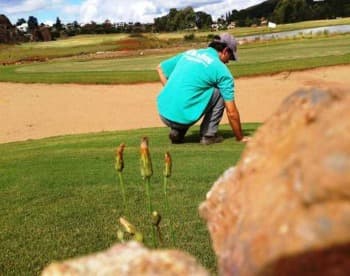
left=207, top=33, right=217, bottom=40
left=129, top=33, right=144, bottom=38
left=184, top=33, right=195, bottom=41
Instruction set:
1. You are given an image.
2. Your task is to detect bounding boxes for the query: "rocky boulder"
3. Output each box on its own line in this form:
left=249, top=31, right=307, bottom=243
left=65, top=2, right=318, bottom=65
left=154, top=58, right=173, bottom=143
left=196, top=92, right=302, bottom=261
left=199, top=88, right=350, bottom=275
left=42, top=241, right=209, bottom=276
left=41, top=88, right=349, bottom=275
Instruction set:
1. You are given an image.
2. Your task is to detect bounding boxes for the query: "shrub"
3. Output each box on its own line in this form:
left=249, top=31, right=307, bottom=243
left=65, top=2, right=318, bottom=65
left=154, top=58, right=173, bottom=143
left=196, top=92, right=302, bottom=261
left=184, top=33, right=195, bottom=41
left=207, top=33, right=216, bottom=40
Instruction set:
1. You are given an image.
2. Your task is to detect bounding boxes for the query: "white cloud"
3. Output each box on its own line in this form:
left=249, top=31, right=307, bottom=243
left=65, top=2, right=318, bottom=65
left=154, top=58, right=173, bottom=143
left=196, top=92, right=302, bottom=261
left=3, top=0, right=46, bottom=13
left=196, top=0, right=262, bottom=20
left=43, top=20, right=54, bottom=26
left=1, top=0, right=263, bottom=24
left=2, top=0, right=64, bottom=16
left=80, top=0, right=98, bottom=22
left=77, top=0, right=262, bottom=23
left=63, top=4, right=81, bottom=20
left=79, top=0, right=158, bottom=23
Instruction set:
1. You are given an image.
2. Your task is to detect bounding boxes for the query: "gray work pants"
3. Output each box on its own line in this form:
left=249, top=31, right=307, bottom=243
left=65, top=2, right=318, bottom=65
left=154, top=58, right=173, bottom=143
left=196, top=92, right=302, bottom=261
left=160, top=88, right=225, bottom=137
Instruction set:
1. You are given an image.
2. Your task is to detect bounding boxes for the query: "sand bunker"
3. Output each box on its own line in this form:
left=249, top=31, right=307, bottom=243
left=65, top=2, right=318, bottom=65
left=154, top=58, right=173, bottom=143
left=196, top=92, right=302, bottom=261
left=1, top=65, right=349, bottom=144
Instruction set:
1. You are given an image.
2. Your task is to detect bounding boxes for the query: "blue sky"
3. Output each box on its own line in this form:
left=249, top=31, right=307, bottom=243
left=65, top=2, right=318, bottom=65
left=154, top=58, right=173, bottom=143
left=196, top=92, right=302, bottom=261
left=1, top=0, right=264, bottom=25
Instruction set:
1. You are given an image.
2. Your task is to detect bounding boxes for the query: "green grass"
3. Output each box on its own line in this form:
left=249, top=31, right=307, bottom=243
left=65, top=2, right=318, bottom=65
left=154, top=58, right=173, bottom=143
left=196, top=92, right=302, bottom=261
left=0, top=123, right=259, bottom=275
left=20, top=34, right=130, bottom=48
left=0, top=34, right=168, bottom=65
left=230, top=17, right=350, bottom=37
left=1, top=17, right=350, bottom=80
left=1, top=33, right=350, bottom=84
left=0, top=43, right=121, bottom=63
left=157, top=17, right=350, bottom=38
left=230, top=35, right=350, bottom=76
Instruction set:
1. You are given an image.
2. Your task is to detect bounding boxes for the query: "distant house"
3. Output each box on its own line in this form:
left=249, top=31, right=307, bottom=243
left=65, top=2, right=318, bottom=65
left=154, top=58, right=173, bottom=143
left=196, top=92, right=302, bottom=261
left=65, top=23, right=74, bottom=30
left=115, top=22, right=127, bottom=27
left=227, top=22, right=236, bottom=29
left=211, top=23, right=223, bottom=31
left=185, top=25, right=198, bottom=31
left=260, top=17, right=268, bottom=26
left=17, top=22, right=28, bottom=33
left=268, top=21, right=277, bottom=28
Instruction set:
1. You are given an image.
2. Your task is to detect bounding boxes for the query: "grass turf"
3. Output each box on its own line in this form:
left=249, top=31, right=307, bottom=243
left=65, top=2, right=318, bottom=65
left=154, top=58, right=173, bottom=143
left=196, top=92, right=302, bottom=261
left=0, top=123, right=259, bottom=275
left=1, top=17, right=350, bottom=65
left=1, top=33, right=350, bottom=84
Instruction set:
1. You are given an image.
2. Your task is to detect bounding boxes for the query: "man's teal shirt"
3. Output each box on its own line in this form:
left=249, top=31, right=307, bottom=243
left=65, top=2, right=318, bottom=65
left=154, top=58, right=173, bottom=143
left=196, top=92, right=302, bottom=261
left=157, top=47, right=235, bottom=124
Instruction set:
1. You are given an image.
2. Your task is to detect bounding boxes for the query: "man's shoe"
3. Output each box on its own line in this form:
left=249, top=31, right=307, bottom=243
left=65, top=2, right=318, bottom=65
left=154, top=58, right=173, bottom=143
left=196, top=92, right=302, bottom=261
left=200, top=135, right=224, bottom=145
left=169, top=129, right=185, bottom=144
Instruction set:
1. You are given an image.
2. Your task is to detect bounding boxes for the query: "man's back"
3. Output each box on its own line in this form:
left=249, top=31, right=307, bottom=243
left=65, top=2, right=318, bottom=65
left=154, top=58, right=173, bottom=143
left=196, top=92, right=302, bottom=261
left=157, top=47, right=233, bottom=124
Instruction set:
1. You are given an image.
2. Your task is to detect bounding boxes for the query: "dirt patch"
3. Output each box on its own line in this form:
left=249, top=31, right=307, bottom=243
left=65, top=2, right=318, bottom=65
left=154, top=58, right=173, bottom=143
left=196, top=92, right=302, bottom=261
left=1, top=65, right=349, bottom=144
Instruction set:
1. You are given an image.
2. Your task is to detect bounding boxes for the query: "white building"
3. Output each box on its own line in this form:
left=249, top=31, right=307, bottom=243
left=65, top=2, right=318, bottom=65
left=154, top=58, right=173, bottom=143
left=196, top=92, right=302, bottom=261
left=16, top=22, right=28, bottom=32
left=268, top=22, right=277, bottom=28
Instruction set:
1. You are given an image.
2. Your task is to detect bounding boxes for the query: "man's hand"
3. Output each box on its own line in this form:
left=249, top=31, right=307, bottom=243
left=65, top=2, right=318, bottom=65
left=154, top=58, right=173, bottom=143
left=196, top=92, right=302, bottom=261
left=239, top=136, right=251, bottom=143
left=225, top=100, right=244, bottom=141
left=157, top=64, right=167, bottom=86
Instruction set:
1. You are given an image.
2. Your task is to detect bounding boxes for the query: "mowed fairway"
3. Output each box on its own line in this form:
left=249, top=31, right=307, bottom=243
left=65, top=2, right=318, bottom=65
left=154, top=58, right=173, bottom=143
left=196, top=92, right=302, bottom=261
left=20, top=34, right=130, bottom=48
left=0, top=124, right=259, bottom=275
left=16, top=54, right=168, bottom=72
left=1, top=33, right=350, bottom=84
left=15, top=35, right=350, bottom=73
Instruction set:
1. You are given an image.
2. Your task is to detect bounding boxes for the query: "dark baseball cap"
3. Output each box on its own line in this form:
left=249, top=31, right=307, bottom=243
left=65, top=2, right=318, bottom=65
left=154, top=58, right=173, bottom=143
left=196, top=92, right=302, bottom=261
left=215, top=33, right=238, bottom=61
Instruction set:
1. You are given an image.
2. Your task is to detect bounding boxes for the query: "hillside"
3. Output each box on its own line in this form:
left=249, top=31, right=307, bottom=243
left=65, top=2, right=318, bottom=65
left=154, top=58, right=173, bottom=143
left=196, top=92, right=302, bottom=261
left=229, top=0, right=350, bottom=26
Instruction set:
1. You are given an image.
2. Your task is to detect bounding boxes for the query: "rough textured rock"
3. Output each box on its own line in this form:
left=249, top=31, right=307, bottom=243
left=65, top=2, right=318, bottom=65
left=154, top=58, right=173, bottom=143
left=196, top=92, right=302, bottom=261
left=199, top=88, right=350, bottom=275
left=42, top=241, right=209, bottom=276
left=41, top=87, right=349, bottom=275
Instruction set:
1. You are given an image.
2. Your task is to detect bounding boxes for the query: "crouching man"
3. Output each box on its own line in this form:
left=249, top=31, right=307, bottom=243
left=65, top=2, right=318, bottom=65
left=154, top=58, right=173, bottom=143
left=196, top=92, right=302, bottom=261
left=156, top=33, right=249, bottom=145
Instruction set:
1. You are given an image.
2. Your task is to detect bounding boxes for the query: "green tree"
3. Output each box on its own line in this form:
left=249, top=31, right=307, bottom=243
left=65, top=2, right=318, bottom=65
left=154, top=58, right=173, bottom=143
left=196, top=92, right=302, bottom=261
left=102, top=19, right=115, bottom=33
left=53, top=17, right=63, bottom=31
left=16, top=18, right=26, bottom=26
left=177, top=7, right=196, bottom=29
left=273, top=0, right=309, bottom=23
left=27, top=16, right=38, bottom=31
left=154, top=16, right=168, bottom=32
left=327, top=0, right=347, bottom=18
left=195, top=11, right=212, bottom=29
left=154, top=6, right=196, bottom=32
left=168, top=8, right=178, bottom=31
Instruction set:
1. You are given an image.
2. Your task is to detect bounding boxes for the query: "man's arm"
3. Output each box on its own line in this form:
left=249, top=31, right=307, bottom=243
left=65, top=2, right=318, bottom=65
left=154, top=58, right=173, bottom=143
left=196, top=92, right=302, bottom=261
left=157, top=53, right=184, bottom=86
left=225, top=100, right=246, bottom=141
left=157, top=64, right=167, bottom=86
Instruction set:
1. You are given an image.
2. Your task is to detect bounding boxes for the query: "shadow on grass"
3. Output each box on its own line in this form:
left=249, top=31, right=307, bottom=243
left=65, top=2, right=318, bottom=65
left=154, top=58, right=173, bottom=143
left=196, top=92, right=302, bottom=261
left=180, top=124, right=260, bottom=144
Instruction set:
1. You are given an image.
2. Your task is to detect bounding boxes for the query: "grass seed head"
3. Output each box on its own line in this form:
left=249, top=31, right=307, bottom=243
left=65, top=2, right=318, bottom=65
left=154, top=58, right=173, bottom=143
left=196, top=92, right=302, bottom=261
left=133, top=232, right=144, bottom=243
left=152, top=210, right=161, bottom=226
left=117, top=228, right=125, bottom=242
left=163, top=151, right=172, bottom=177
left=119, top=217, right=136, bottom=235
left=140, top=137, right=153, bottom=179
left=115, top=143, right=125, bottom=172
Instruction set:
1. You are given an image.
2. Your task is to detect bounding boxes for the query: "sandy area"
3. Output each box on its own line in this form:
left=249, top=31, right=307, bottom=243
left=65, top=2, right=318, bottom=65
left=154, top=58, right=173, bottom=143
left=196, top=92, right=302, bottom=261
left=1, top=64, right=349, bottom=144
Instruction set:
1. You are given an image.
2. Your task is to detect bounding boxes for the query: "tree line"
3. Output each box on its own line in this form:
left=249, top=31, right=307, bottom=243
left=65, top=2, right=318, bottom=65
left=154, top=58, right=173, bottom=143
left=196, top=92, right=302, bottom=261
left=228, top=0, right=350, bottom=27
left=155, top=0, right=350, bottom=30
left=14, top=16, right=154, bottom=40
left=10, top=0, right=350, bottom=38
